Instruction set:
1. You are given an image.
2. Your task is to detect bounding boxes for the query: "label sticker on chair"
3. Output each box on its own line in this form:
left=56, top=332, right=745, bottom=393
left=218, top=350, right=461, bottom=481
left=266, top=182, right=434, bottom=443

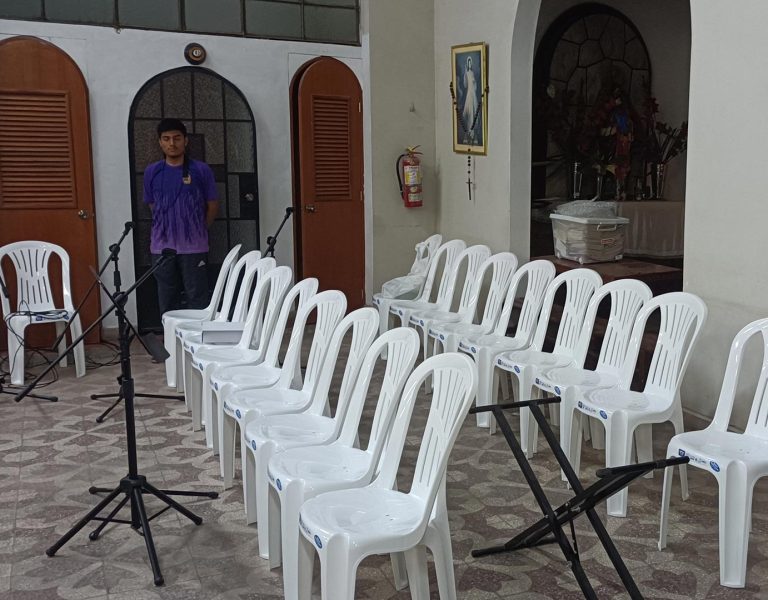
left=276, top=479, right=282, bottom=491
left=440, top=334, right=445, bottom=340
left=251, top=440, right=257, bottom=450
left=514, top=365, right=520, bottom=373
left=554, top=386, right=561, bottom=395
left=710, top=461, right=721, bottom=472
left=599, top=410, right=608, bottom=419
left=236, top=409, right=241, bottom=419
left=471, top=346, right=476, bottom=353
left=678, top=449, right=706, bottom=466
left=214, top=382, right=219, bottom=391
left=314, top=535, right=323, bottom=549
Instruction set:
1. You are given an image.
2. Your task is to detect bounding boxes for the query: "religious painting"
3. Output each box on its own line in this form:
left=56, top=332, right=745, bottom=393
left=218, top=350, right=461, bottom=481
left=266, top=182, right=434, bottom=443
left=451, top=42, right=488, bottom=155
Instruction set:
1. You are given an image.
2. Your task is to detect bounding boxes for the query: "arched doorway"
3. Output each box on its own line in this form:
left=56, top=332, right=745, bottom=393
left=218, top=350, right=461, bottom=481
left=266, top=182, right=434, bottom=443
left=290, top=57, right=365, bottom=310
left=0, top=36, right=100, bottom=346
left=128, top=67, right=259, bottom=331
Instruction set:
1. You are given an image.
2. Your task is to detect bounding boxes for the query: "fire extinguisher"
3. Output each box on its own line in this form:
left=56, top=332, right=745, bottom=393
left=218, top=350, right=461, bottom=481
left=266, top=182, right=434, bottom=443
left=396, top=146, right=423, bottom=208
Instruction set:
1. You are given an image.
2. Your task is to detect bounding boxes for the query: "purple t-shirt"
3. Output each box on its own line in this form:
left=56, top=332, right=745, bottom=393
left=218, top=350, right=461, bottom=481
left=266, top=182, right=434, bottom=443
left=143, top=159, right=217, bottom=254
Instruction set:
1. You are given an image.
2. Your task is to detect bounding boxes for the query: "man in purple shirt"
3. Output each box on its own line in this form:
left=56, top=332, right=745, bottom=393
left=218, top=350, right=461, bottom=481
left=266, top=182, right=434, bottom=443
left=143, top=118, right=219, bottom=316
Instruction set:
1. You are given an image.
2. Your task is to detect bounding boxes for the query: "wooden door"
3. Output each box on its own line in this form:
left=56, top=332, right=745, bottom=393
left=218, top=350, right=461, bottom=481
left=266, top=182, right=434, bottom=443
left=291, top=58, right=365, bottom=309
left=0, top=36, right=100, bottom=346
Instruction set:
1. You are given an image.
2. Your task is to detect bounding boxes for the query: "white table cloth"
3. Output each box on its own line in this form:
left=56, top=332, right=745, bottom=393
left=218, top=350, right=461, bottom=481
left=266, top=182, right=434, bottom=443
left=617, top=200, right=684, bottom=257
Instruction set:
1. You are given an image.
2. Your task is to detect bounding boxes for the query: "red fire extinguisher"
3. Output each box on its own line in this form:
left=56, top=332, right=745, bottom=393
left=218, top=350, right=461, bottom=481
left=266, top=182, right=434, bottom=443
left=396, top=146, right=423, bottom=208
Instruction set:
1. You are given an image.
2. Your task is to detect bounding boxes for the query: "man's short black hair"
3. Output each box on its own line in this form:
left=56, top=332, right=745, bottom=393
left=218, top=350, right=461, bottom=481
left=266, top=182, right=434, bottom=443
left=157, top=118, right=187, bottom=137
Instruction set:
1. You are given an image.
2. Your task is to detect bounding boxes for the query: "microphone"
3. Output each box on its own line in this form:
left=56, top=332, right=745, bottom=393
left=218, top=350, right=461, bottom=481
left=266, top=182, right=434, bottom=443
left=123, top=221, right=135, bottom=234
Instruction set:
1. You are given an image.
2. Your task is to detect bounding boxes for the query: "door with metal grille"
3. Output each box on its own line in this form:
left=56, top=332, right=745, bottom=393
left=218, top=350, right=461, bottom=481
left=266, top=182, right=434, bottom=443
left=129, top=67, right=259, bottom=331
left=291, top=57, right=364, bottom=309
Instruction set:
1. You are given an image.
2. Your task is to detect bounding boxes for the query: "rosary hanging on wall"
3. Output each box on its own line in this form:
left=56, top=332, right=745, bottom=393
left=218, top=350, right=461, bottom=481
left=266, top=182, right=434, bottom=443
left=450, top=81, right=484, bottom=202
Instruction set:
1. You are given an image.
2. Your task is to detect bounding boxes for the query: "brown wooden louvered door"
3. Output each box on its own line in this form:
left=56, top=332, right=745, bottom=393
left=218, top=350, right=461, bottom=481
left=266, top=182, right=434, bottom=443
left=292, top=57, right=364, bottom=309
left=0, top=37, right=100, bottom=346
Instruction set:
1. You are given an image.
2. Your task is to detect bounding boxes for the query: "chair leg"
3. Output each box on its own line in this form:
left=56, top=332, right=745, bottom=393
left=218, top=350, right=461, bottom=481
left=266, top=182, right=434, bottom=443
left=559, top=392, right=577, bottom=482
left=175, top=337, right=185, bottom=394
left=71, top=317, right=86, bottom=378
left=657, top=463, right=675, bottom=550
left=635, top=423, right=654, bottom=479
left=164, top=317, right=177, bottom=388
left=423, top=511, right=457, bottom=600
left=718, top=468, right=752, bottom=588
left=589, top=417, right=605, bottom=450
left=605, top=419, right=634, bottom=517
left=220, top=411, right=238, bottom=488
left=390, top=552, right=408, bottom=591
left=267, top=484, right=282, bottom=569
left=189, top=364, right=204, bottom=432
left=475, top=353, right=492, bottom=429
left=281, top=485, right=310, bottom=600
left=404, top=545, right=430, bottom=600
left=242, top=437, right=258, bottom=524
left=256, top=445, right=275, bottom=559
left=297, top=534, right=316, bottom=600
left=54, top=321, right=68, bottom=367
left=8, top=323, right=26, bottom=386
left=203, top=370, right=217, bottom=451
left=671, top=407, right=689, bottom=500
left=320, top=540, right=357, bottom=600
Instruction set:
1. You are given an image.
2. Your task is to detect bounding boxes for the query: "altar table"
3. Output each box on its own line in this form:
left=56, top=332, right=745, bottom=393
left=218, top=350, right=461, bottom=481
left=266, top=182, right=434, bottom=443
left=617, top=200, right=684, bottom=257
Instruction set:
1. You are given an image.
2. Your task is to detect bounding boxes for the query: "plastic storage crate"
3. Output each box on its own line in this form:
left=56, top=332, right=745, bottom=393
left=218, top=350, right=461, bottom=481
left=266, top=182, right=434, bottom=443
left=550, top=213, right=629, bottom=264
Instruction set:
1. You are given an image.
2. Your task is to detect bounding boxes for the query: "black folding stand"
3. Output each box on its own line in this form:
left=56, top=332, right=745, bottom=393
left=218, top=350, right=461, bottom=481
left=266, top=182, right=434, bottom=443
left=15, top=251, right=218, bottom=587
left=264, top=206, right=293, bottom=258
left=470, top=397, right=689, bottom=600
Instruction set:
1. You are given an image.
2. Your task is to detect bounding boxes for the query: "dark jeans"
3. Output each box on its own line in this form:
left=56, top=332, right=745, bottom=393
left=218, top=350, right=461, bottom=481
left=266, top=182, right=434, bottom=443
left=152, top=252, right=209, bottom=316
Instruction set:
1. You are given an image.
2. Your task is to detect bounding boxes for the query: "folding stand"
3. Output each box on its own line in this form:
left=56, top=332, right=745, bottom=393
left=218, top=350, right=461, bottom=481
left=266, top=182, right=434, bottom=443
left=470, top=397, right=689, bottom=600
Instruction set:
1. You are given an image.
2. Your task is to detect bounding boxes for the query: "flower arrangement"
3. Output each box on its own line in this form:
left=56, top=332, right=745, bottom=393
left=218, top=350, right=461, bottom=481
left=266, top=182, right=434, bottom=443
left=641, top=96, right=688, bottom=165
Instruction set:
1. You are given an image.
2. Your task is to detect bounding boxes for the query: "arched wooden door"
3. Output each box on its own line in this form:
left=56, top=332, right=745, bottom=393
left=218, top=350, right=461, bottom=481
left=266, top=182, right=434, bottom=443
left=0, top=36, right=100, bottom=346
left=291, top=58, right=364, bottom=309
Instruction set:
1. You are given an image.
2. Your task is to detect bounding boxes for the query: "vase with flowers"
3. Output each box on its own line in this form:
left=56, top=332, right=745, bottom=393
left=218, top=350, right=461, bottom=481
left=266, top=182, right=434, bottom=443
left=641, top=96, right=687, bottom=198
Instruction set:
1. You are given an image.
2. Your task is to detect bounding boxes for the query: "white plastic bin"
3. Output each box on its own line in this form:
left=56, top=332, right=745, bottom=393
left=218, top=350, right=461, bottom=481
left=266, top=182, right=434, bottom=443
left=550, top=213, right=629, bottom=264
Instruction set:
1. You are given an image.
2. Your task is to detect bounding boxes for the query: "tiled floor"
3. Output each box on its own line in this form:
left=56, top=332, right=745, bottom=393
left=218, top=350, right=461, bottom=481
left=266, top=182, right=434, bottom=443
left=1, top=343, right=767, bottom=599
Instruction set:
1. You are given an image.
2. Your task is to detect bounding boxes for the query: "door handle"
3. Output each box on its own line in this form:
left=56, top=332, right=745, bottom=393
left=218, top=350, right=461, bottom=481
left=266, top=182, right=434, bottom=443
left=304, top=204, right=316, bottom=213
left=77, top=209, right=90, bottom=220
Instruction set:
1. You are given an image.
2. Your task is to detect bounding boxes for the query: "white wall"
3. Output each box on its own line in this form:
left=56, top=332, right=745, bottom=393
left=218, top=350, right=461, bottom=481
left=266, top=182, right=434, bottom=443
left=536, top=0, right=691, bottom=202
left=0, top=19, right=368, bottom=326
left=368, top=0, right=437, bottom=290
left=683, top=0, right=768, bottom=427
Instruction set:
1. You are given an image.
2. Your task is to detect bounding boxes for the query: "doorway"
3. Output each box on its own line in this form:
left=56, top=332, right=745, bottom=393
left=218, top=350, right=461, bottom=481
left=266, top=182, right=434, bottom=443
left=0, top=36, right=100, bottom=347
left=290, top=57, right=365, bottom=310
left=129, top=67, right=259, bottom=331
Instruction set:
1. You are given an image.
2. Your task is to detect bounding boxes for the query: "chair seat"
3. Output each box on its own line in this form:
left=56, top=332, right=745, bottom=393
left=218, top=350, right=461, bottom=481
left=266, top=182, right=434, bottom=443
left=268, top=446, right=371, bottom=490
left=244, top=414, right=335, bottom=451
left=496, top=350, right=571, bottom=374
left=408, top=309, right=461, bottom=327
left=389, top=300, right=436, bottom=315
left=535, top=365, right=618, bottom=395
left=300, top=487, right=423, bottom=549
left=222, top=388, right=311, bottom=421
left=176, top=320, right=205, bottom=338
left=429, top=321, right=484, bottom=340
left=162, top=308, right=208, bottom=325
left=211, top=364, right=280, bottom=391
left=670, top=430, right=768, bottom=470
left=581, top=387, right=670, bottom=416
left=458, top=334, right=527, bottom=356
left=192, top=346, right=257, bottom=370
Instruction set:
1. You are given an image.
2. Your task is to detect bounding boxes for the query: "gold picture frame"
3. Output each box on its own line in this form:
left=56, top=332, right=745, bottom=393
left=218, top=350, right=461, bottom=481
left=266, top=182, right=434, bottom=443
left=451, top=42, right=488, bottom=155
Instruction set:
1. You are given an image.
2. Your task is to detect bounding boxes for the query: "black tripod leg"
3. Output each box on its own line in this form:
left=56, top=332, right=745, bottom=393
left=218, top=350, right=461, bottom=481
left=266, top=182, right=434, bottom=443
left=95, top=388, right=124, bottom=423
left=134, top=393, right=185, bottom=401
left=46, top=486, right=122, bottom=556
left=143, top=482, right=203, bottom=525
left=89, top=494, right=130, bottom=541
left=132, top=487, right=164, bottom=586
left=154, top=488, right=219, bottom=499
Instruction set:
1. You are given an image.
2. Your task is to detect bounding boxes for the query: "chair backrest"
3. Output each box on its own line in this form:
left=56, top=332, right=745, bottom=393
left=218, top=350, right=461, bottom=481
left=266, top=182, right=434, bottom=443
left=0, top=241, right=73, bottom=315
left=237, top=265, right=292, bottom=356
left=417, top=239, right=466, bottom=303
left=236, top=257, right=275, bottom=335
left=373, top=353, right=477, bottom=521
left=436, top=244, right=491, bottom=313
left=409, top=233, right=443, bottom=275
left=216, top=250, right=261, bottom=322
left=336, top=328, right=421, bottom=455
left=303, top=307, right=381, bottom=422
left=529, top=268, right=603, bottom=355
left=204, top=244, right=242, bottom=317
left=464, top=252, right=519, bottom=328
left=708, top=318, right=768, bottom=438
left=619, top=292, right=707, bottom=400
left=574, top=279, right=653, bottom=377
left=271, top=289, right=347, bottom=387
left=493, top=260, right=557, bottom=343
left=261, top=278, right=319, bottom=367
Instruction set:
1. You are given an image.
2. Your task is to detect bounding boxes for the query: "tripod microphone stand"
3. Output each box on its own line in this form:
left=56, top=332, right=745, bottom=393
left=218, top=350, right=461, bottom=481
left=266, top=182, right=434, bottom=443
left=84, top=231, right=184, bottom=423
left=15, top=251, right=219, bottom=587
left=264, top=206, right=293, bottom=258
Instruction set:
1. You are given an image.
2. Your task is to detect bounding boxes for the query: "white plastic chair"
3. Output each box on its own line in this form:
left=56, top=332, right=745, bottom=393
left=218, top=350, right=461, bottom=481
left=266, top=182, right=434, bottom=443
left=373, top=234, right=442, bottom=351
left=0, top=241, right=85, bottom=385
left=427, top=252, right=519, bottom=356
left=566, top=292, right=707, bottom=517
left=387, top=239, right=466, bottom=344
left=458, top=260, right=557, bottom=427
left=174, top=250, right=261, bottom=394
left=162, top=244, right=242, bottom=388
left=658, top=317, right=768, bottom=588
left=533, top=279, right=652, bottom=480
left=217, top=288, right=345, bottom=503
left=242, top=308, right=380, bottom=559
left=183, top=262, right=289, bottom=447
left=297, top=352, right=478, bottom=600
left=266, top=327, right=420, bottom=600
left=407, top=245, right=493, bottom=358
left=494, top=268, right=603, bottom=455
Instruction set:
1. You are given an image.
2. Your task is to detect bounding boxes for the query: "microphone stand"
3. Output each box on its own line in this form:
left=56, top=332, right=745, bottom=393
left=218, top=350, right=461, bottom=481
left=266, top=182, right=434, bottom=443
left=264, top=206, right=294, bottom=258
left=14, top=252, right=218, bottom=587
